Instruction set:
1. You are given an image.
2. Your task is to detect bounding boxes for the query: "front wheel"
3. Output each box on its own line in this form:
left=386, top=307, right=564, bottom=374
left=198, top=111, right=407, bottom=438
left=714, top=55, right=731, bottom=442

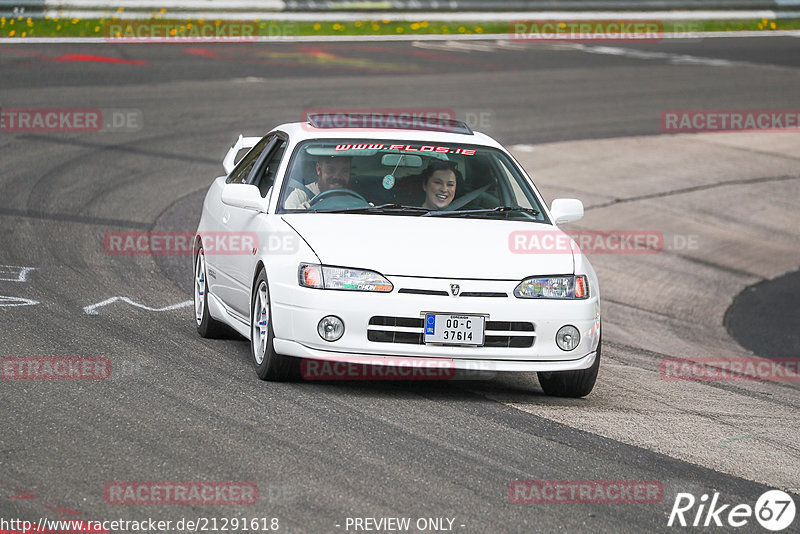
left=537, top=339, right=601, bottom=398
left=251, top=269, right=300, bottom=381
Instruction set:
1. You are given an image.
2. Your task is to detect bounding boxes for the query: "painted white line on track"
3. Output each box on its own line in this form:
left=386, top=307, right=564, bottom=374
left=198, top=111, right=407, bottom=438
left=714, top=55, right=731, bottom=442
left=2, top=30, right=800, bottom=44
left=0, top=265, right=38, bottom=283
left=562, top=42, right=795, bottom=69
left=415, top=39, right=498, bottom=51
left=83, top=296, right=192, bottom=315
left=413, top=39, right=796, bottom=69
left=0, top=295, right=39, bottom=307
left=510, top=144, right=535, bottom=152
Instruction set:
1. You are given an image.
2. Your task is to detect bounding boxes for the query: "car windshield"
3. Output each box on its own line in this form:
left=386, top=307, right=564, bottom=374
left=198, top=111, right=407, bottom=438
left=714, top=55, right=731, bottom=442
left=278, top=139, right=548, bottom=222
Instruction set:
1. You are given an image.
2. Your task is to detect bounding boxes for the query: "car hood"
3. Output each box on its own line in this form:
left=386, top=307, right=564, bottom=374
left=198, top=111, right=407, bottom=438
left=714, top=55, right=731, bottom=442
left=282, top=214, right=575, bottom=280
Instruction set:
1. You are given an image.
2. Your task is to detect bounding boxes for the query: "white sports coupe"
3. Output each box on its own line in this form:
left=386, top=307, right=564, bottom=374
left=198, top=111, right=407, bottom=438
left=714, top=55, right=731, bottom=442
left=193, top=114, right=601, bottom=397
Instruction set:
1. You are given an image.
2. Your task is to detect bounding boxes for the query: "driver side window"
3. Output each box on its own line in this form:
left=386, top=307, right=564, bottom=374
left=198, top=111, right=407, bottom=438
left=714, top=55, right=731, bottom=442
left=252, top=139, right=288, bottom=198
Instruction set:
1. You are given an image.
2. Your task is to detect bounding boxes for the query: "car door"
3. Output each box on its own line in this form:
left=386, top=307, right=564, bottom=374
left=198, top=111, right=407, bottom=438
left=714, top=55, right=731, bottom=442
left=206, top=135, right=274, bottom=320
left=221, top=134, right=288, bottom=318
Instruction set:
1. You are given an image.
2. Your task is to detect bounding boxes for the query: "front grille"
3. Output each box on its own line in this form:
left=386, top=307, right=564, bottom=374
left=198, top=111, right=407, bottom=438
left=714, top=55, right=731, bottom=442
left=398, top=288, right=449, bottom=296
left=367, top=316, right=535, bottom=348
left=397, top=289, right=508, bottom=298
left=487, top=320, right=534, bottom=331
left=367, top=330, right=424, bottom=344
left=368, top=316, right=423, bottom=328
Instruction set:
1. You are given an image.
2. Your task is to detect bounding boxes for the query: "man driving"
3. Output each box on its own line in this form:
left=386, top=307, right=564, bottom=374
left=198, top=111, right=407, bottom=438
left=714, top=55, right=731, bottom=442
left=284, top=155, right=352, bottom=210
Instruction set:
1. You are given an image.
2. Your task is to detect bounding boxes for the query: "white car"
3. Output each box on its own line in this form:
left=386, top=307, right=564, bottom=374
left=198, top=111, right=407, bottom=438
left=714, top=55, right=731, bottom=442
left=193, top=114, right=601, bottom=397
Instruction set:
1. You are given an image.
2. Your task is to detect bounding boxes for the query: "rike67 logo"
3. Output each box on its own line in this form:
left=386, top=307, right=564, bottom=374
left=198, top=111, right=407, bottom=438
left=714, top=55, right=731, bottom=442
left=668, top=489, right=796, bottom=531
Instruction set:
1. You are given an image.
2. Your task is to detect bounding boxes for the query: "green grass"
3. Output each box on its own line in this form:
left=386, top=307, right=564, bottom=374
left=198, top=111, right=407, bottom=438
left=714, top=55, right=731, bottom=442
left=1, top=15, right=799, bottom=39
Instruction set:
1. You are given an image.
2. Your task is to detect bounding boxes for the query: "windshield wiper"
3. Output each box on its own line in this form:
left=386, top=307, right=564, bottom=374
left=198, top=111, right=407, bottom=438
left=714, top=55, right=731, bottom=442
left=422, top=206, right=541, bottom=217
left=317, top=204, right=430, bottom=215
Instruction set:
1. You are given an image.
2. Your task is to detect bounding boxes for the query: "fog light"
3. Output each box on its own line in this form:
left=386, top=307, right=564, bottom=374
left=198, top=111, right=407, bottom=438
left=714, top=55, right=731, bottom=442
left=318, top=316, right=344, bottom=342
left=556, top=325, right=580, bottom=351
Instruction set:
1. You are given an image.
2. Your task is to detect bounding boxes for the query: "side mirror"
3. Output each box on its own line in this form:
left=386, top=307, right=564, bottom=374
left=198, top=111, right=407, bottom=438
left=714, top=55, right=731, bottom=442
left=221, top=184, right=266, bottom=212
left=222, top=135, right=261, bottom=175
left=550, top=198, right=584, bottom=224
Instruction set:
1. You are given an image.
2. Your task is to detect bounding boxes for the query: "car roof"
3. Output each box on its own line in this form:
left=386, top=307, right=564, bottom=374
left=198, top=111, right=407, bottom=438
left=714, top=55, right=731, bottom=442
left=273, top=121, right=506, bottom=150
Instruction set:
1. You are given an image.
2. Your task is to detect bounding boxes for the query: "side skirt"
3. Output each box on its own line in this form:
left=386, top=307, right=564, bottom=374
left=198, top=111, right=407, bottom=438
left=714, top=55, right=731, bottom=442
left=208, top=291, right=251, bottom=339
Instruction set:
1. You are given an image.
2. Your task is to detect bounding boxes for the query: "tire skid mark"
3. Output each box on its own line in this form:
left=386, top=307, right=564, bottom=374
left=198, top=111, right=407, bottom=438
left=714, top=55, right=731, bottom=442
left=586, top=174, right=799, bottom=210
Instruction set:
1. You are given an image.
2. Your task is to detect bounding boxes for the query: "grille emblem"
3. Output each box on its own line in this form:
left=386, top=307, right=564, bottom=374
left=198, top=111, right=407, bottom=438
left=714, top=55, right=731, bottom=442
left=450, top=284, right=460, bottom=296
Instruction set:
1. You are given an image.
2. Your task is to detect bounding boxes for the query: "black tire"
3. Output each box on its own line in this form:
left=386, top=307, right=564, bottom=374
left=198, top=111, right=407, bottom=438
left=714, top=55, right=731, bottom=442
left=538, top=338, right=601, bottom=398
left=250, top=269, right=300, bottom=381
left=194, top=246, right=229, bottom=338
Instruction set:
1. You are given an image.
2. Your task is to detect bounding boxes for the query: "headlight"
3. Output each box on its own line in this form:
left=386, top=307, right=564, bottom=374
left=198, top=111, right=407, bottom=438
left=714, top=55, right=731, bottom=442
left=298, top=264, right=393, bottom=292
left=513, top=275, right=588, bottom=299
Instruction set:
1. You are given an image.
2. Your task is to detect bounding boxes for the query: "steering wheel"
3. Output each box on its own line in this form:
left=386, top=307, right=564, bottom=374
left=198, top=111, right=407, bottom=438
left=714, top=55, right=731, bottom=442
left=308, top=188, right=368, bottom=207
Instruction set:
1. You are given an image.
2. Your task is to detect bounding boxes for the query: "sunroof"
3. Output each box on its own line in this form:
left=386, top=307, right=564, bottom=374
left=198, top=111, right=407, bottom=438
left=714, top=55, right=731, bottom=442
left=306, top=112, right=474, bottom=135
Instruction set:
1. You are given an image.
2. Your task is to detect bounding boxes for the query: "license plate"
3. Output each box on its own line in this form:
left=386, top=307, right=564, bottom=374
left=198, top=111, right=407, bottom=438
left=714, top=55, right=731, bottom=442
left=424, top=314, right=485, bottom=346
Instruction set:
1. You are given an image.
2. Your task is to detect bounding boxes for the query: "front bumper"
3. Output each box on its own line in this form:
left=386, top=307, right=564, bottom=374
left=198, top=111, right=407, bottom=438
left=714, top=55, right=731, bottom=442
left=273, top=339, right=598, bottom=372
left=270, top=275, right=601, bottom=372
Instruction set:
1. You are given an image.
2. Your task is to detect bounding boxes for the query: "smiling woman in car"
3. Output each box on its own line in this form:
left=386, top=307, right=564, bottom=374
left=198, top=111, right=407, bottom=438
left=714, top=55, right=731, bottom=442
left=421, top=160, right=459, bottom=211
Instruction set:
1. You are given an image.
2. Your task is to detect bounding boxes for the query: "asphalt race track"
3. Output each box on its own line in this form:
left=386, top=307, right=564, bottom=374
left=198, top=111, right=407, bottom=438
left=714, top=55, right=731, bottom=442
left=1, top=37, right=799, bottom=533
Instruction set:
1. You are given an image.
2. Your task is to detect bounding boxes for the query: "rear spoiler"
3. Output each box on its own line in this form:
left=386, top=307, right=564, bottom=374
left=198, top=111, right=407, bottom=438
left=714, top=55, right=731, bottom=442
left=222, top=135, right=261, bottom=175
